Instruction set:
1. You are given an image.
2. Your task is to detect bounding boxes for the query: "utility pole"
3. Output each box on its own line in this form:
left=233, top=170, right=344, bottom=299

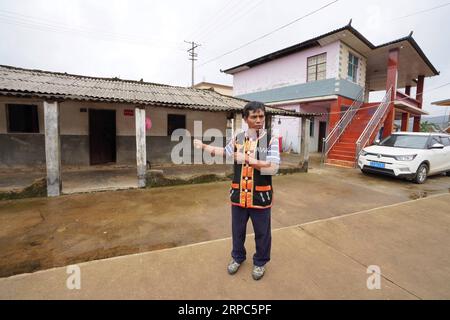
left=184, top=40, right=201, bottom=87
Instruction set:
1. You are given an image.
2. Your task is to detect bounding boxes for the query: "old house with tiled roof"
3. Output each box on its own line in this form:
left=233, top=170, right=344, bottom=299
left=0, top=64, right=314, bottom=196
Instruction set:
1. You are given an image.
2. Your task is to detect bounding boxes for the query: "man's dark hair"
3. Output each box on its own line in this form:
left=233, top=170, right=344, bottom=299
left=242, top=101, right=265, bottom=118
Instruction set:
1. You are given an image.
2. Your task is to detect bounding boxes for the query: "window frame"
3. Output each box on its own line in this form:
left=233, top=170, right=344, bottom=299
left=347, top=52, right=359, bottom=83
left=428, top=136, right=442, bottom=148
left=6, top=104, right=40, bottom=134
left=440, top=136, right=450, bottom=147
left=307, top=53, right=327, bottom=82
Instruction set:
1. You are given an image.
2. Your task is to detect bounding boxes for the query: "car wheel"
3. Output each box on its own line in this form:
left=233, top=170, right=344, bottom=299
left=446, top=171, right=450, bottom=177
left=414, top=164, right=428, bottom=184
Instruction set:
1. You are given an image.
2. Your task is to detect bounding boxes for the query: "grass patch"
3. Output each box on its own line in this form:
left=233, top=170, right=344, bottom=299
left=146, top=170, right=231, bottom=188
left=0, top=178, right=47, bottom=201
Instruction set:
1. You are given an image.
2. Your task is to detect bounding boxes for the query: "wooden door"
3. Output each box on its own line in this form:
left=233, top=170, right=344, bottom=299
left=318, top=121, right=327, bottom=153
left=89, top=109, right=116, bottom=165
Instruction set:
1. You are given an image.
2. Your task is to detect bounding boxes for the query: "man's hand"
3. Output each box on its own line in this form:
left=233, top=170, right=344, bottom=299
left=193, top=139, right=204, bottom=150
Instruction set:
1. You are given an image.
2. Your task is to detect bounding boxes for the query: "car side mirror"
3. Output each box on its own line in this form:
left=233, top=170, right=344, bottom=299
left=431, top=143, right=444, bottom=149
left=374, top=139, right=380, bottom=145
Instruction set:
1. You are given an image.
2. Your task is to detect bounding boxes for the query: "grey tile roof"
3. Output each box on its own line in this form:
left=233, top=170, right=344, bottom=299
left=0, top=65, right=320, bottom=117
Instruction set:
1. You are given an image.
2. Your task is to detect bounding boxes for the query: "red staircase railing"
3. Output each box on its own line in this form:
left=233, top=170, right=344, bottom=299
left=355, top=87, right=392, bottom=164
left=321, top=89, right=364, bottom=163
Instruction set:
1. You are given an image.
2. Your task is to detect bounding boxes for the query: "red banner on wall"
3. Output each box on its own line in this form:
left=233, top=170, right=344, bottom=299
left=124, top=109, right=134, bottom=116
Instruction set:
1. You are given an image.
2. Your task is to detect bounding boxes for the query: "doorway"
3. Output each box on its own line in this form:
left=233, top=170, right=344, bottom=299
left=89, top=109, right=116, bottom=165
left=318, top=121, right=327, bottom=152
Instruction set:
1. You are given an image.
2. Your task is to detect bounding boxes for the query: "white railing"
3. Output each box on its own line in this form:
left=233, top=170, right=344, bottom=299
left=355, top=88, right=392, bottom=164
left=321, top=89, right=364, bottom=163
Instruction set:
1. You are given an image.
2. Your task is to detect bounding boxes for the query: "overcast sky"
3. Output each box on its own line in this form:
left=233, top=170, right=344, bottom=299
left=1, top=0, right=449, bottom=117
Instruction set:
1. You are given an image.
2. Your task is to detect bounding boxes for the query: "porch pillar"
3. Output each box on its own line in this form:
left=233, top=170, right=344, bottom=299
left=401, top=112, right=410, bottom=131
left=135, top=106, right=147, bottom=188
left=382, top=48, right=399, bottom=139
left=299, top=117, right=311, bottom=171
left=413, top=75, right=425, bottom=132
left=44, top=100, right=62, bottom=197
left=233, top=112, right=243, bottom=136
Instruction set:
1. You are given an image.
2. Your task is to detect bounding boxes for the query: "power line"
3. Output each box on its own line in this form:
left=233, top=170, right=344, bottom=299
left=186, top=0, right=241, bottom=41
left=191, top=0, right=257, bottom=43
left=197, top=0, right=266, bottom=44
left=389, top=2, right=450, bottom=21
left=270, top=82, right=450, bottom=117
left=321, top=82, right=450, bottom=116
left=196, top=0, right=340, bottom=68
left=195, top=0, right=265, bottom=44
left=0, top=9, right=185, bottom=50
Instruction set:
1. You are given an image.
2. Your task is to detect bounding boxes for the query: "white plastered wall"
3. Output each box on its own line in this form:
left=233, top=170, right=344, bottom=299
left=59, top=101, right=228, bottom=137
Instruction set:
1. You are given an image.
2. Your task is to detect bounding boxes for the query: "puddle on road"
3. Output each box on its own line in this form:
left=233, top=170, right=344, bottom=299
left=409, top=191, right=428, bottom=200
left=409, top=189, right=450, bottom=200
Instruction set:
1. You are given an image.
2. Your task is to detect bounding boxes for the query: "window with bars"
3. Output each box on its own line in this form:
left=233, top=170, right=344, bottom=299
left=307, top=53, right=327, bottom=82
left=347, top=53, right=359, bottom=83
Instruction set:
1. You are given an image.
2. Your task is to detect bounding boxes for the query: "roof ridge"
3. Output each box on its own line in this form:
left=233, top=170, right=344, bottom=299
left=223, top=23, right=438, bottom=76
left=0, top=64, right=191, bottom=89
left=0, top=64, right=320, bottom=117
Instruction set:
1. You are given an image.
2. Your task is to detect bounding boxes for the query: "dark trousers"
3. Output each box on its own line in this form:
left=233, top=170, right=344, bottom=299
left=231, top=205, right=271, bottom=267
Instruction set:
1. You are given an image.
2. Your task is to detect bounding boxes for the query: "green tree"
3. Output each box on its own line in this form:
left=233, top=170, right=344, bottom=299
left=420, top=121, right=440, bottom=132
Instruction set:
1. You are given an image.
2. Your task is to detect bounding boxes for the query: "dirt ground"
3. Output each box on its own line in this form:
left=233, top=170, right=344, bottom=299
left=0, top=157, right=449, bottom=278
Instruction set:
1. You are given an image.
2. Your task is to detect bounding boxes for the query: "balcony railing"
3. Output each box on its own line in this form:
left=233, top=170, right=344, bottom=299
left=395, top=91, right=420, bottom=109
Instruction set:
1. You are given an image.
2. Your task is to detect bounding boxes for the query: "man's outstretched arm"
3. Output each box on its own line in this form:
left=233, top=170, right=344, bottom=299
left=193, top=139, right=226, bottom=157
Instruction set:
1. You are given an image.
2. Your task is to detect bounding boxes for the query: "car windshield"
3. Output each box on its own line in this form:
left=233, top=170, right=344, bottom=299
left=379, top=135, right=429, bottom=149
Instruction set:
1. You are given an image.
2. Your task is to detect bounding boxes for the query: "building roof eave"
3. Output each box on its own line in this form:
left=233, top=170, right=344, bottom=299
left=223, top=25, right=439, bottom=78
left=374, top=36, right=439, bottom=76
left=431, top=99, right=450, bottom=106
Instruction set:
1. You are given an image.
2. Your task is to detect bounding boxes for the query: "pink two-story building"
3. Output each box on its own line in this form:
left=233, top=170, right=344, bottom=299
left=224, top=22, right=439, bottom=167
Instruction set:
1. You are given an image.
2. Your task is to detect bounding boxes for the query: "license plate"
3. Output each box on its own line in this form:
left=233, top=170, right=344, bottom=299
left=370, top=161, right=385, bottom=169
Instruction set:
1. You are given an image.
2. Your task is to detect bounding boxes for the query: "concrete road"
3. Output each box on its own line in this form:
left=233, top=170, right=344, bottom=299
left=0, top=161, right=449, bottom=278
left=1, top=193, right=449, bottom=300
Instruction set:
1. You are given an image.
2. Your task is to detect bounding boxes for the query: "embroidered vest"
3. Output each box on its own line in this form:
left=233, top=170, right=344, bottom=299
left=230, top=130, right=273, bottom=209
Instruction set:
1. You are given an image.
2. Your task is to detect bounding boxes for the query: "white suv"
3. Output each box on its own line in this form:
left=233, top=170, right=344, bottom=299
left=358, top=132, right=450, bottom=184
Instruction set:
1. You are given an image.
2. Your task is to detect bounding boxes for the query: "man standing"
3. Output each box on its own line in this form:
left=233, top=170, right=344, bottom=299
left=194, top=101, right=280, bottom=280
